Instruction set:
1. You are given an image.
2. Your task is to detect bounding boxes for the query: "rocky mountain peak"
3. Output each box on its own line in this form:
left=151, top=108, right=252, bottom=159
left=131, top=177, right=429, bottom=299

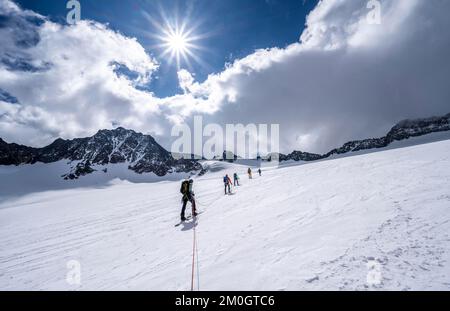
left=0, top=128, right=202, bottom=179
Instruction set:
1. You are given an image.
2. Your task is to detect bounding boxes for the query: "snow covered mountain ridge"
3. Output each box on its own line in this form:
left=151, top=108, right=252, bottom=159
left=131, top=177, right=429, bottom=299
left=0, top=113, right=449, bottom=178
left=278, top=112, right=450, bottom=162
left=0, top=127, right=201, bottom=179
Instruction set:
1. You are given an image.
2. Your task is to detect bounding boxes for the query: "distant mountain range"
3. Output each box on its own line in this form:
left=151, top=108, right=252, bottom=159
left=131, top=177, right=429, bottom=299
left=275, top=112, right=450, bottom=162
left=0, top=127, right=201, bottom=179
left=1, top=113, right=449, bottom=179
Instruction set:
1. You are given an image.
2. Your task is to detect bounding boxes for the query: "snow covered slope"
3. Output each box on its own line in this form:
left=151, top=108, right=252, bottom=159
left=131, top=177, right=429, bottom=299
left=1, top=139, right=450, bottom=290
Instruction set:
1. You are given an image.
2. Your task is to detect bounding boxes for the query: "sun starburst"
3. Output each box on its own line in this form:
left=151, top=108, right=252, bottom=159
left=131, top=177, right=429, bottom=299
left=160, top=26, right=195, bottom=69
left=143, top=10, right=209, bottom=70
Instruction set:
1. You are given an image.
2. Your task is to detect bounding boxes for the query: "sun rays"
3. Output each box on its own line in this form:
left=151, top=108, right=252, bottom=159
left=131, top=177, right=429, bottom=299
left=143, top=8, right=209, bottom=70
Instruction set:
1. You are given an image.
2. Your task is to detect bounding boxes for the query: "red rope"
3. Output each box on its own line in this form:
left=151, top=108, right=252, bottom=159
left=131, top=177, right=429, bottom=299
left=196, top=232, right=200, bottom=291
left=191, top=216, right=197, bottom=291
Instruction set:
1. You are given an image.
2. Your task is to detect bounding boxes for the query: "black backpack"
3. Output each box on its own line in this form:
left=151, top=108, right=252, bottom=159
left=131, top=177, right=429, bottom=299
left=180, top=180, right=189, bottom=195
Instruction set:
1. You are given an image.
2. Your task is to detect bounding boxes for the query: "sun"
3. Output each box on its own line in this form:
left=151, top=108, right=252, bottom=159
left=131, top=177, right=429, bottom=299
left=159, top=26, right=197, bottom=69
left=166, top=32, right=188, bottom=53
left=144, top=11, right=208, bottom=69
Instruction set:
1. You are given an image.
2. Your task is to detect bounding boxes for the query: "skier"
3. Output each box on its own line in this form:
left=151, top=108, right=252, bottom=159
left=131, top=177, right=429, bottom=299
left=258, top=168, right=262, bottom=176
left=233, top=172, right=240, bottom=186
left=223, top=174, right=232, bottom=195
left=248, top=168, right=253, bottom=179
left=180, top=179, right=197, bottom=222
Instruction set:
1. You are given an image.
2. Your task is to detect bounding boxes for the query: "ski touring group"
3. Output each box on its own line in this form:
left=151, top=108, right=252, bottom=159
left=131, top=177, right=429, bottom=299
left=178, top=167, right=262, bottom=223
left=177, top=166, right=263, bottom=290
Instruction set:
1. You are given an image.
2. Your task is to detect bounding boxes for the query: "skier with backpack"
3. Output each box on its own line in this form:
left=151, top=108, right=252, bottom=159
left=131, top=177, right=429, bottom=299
left=180, top=179, right=197, bottom=222
left=233, top=172, right=240, bottom=186
left=223, top=174, right=232, bottom=195
left=248, top=168, right=253, bottom=179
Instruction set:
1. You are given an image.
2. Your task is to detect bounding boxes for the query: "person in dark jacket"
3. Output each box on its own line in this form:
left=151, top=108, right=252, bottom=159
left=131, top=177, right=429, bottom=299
left=180, top=179, right=197, bottom=221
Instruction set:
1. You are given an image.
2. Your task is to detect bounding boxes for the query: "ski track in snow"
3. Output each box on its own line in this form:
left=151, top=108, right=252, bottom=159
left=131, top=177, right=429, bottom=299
left=0, top=140, right=450, bottom=290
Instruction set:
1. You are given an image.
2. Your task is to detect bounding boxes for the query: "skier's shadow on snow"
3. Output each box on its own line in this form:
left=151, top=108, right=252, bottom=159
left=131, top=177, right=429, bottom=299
left=180, top=219, right=198, bottom=231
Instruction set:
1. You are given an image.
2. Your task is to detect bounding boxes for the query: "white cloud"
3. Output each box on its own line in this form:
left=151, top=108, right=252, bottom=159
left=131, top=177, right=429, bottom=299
left=0, top=0, right=449, bottom=154
left=166, top=0, right=450, bottom=153
left=177, top=69, right=195, bottom=94
left=0, top=0, right=163, bottom=145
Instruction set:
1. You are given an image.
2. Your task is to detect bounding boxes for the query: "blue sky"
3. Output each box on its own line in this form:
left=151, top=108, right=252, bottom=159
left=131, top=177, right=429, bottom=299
left=15, top=0, right=318, bottom=97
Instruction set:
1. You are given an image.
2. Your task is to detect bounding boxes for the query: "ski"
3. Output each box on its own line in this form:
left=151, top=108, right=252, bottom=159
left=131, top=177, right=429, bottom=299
left=175, top=216, right=192, bottom=227
left=174, top=211, right=204, bottom=227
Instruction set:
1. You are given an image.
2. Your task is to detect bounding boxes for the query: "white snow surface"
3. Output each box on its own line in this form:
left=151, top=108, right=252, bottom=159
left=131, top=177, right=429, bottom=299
left=1, top=139, right=450, bottom=290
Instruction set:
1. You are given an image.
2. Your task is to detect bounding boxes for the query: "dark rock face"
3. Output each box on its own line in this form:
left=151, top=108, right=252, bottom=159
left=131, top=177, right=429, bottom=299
left=323, top=137, right=389, bottom=158
left=386, top=113, right=450, bottom=141
left=0, top=138, right=38, bottom=165
left=62, top=161, right=95, bottom=180
left=0, top=128, right=202, bottom=179
left=279, top=151, right=324, bottom=162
